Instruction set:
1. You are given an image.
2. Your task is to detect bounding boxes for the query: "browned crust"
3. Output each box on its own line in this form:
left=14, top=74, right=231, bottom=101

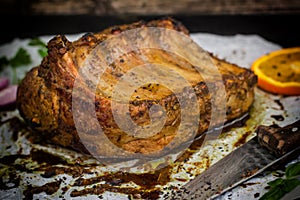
left=17, top=18, right=257, bottom=156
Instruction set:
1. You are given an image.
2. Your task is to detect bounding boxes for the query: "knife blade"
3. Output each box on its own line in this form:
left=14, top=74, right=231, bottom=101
left=174, top=120, right=300, bottom=200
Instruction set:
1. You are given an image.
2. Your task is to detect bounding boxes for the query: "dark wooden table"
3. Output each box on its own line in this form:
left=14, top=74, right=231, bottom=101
left=1, top=14, right=299, bottom=47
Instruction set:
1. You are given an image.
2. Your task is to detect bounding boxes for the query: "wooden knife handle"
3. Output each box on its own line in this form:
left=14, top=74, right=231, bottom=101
left=256, top=120, right=300, bottom=157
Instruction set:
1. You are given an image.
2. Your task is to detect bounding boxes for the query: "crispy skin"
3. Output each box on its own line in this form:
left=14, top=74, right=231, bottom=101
left=17, top=18, right=257, bottom=156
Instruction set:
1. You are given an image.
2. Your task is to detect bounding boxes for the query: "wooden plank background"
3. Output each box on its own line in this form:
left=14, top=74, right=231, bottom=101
left=1, top=0, right=300, bottom=15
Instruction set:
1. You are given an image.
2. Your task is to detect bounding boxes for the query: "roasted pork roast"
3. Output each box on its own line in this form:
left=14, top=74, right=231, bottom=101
left=17, top=18, right=257, bottom=157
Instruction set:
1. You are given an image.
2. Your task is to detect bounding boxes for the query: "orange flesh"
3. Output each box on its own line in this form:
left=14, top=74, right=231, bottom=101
left=251, top=47, right=300, bottom=95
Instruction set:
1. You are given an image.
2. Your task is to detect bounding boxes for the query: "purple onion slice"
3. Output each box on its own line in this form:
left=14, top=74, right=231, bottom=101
left=0, top=85, right=18, bottom=110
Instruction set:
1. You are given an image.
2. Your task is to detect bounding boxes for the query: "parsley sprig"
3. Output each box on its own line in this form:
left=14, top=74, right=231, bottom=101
left=260, top=161, right=300, bottom=200
left=0, top=48, right=32, bottom=84
left=0, top=38, right=48, bottom=84
left=28, top=38, right=48, bottom=58
left=0, top=48, right=32, bottom=70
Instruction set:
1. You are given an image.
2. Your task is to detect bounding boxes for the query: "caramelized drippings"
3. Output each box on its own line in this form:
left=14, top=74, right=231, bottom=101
left=0, top=112, right=251, bottom=199
left=31, top=149, right=69, bottom=165
left=271, top=114, right=285, bottom=121
left=234, top=131, right=252, bottom=147
left=24, top=181, right=62, bottom=200
left=274, top=99, right=284, bottom=110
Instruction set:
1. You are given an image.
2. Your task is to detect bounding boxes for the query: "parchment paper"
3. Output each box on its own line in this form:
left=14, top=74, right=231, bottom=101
left=0, top=33, right=298, bottom=200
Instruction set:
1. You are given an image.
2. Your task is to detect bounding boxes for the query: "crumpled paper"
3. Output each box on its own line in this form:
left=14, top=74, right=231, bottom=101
left=0, top=33, right=291, bottom=200
left=191, top=33, right=281, bottom=69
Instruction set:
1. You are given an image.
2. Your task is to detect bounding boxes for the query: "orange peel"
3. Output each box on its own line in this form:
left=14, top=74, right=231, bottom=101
left=251, top=47, right=300, bottom=95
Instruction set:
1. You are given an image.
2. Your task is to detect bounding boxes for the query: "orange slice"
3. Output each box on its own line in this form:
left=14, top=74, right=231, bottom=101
left=251, top=47, right=300, bottom=95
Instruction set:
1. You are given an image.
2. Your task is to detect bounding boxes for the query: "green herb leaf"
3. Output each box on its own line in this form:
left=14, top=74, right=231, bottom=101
left=9, top=48, right=32, bottom=68
left=260, top=185, right=285, bottom=200
left=28, top=38, right=47, bottom=48
left=260, top=161, right=300, bottom=200
left=38, top=48, right=48, bottom=58
left=282, top=178, right=300, bottom=192
left=28, top=38, right=48, bottom=58
left=285, top=162, right=300, bottom=178
left=267, top=178, right=283, bottom=187
left=0, top=56, right=9, bottom=71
